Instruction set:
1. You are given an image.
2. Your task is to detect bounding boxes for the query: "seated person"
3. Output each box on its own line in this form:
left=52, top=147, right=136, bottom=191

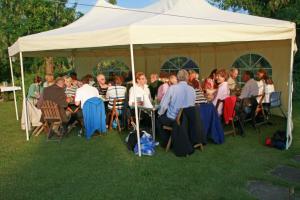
left=157, top=69, right=196, bottom=147
left=129, top=72, right=152, bottom=108
left=256, top=69, right=268, bottom=103
left=188, top=71, right=207, bottom=104
left=236, top=71, right=259, bottom=134
left=239, top=71, right=259, bottom=99
left=227, top=68, right=240, bottom=95
left=42, top=77, right=71, bottom=134
left=203, top=69, right=217, bottom=101
left=157, top=75, right=178, bottom=102
left=95, top=74, right=108, bottom=98
left=27, top=76, right=43, bottom=105
left=106, top=76, right=127, bottom=110
left=148, top=73, right=163, bottom=100
left=262, top=77, right=275, bottom=115
left=43, top=74, right=55, bottom=88
left=212, top=69, right=230, bottom=115
left=75, top=75, right=100, bottom=109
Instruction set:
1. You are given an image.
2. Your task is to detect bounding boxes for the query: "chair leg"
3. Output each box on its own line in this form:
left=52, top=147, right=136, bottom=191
left=109, top=110, right=115, bottom=131
left=280, top=107, right=287, bottom=119
left=115, top=112, right=121, bottom=132
left=166, top=137, right=172, bottom=152
left=231, top=120, right=236, bottom=136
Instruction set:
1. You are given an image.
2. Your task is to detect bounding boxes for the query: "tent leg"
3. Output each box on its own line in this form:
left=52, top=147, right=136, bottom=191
left=9, top=56, right=19, bottom=121
left=130, top=44, right=142, bottom=157
left=20, top=52, right=29, bottom=141
left=286, top=39, right=295, bottom=150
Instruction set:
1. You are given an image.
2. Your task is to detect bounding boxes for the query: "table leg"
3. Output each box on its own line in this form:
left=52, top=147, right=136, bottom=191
left=152, top=110, right=156, bottom=141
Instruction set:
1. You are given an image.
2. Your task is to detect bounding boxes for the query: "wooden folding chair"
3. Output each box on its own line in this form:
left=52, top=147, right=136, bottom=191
left=40, top=100, right=63, bottom=141
left=108, top=98, right=125, bottom=132
left=162, top=108, right=183, bottom=152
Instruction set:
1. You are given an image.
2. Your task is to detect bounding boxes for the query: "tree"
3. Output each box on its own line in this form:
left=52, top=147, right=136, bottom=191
left=209, top=0, right=300, bottom=99
left=0, top=0, right=81, bottom=81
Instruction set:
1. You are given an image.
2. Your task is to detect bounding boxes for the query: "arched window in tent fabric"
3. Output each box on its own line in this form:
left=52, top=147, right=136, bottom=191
left=93, top=59, right=129, bottom=82
left=232, top=53, right=272, bottom=86
left=160, top=57, right=199, bottom=76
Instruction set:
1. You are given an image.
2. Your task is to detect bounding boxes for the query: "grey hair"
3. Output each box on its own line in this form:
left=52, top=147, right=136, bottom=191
left=177, top=69, right=189, bottom=82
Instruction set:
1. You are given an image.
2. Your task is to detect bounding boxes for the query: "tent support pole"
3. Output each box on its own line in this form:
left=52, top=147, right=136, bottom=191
left=286, top=39, right=295, bottom=149
left=130, top=44, right=142, bottom=157
left=20, top=52, right=29, bottom=141
left=9, top=56, right=19, bottom=121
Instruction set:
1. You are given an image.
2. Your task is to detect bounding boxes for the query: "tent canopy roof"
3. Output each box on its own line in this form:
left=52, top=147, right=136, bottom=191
left=8, top=0, right=296, bottom=57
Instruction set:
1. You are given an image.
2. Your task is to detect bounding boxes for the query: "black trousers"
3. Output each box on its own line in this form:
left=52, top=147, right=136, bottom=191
left=156, top=113, right=175, bottom=147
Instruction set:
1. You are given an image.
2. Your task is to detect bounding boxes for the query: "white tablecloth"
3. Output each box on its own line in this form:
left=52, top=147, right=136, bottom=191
left=0, top=86, right=21, bottom=92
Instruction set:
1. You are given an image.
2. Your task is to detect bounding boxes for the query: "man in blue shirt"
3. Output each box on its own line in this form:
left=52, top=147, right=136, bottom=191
left=156, top=69, right=196, bottom=147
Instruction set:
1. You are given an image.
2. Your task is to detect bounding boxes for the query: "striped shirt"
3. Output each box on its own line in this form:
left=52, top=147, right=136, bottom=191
left=195, top=88, right=207, bottom=104
left=106, top=85, right=126, bottom=110
left=65, top=85, right=78, bottom=98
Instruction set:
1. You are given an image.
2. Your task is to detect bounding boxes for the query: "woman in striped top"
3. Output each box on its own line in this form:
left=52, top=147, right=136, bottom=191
left=106, top=76, right=126, bottom=110
left=188, top=71, right=207, bottom=104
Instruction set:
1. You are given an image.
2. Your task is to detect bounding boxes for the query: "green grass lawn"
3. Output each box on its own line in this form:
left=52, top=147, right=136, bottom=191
left=0, top=101, right=299, bottom=200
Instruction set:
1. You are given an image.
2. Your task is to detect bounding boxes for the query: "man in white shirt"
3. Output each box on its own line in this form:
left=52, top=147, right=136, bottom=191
left=75, top=75, right=100, bottom=108
left=240, top=71, right=259, bottom=99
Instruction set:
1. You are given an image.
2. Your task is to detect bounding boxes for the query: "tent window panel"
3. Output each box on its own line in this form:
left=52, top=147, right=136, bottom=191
left=93, top=59, right=129, bottom=82
left=233, top=53, right=272, bottom=86
left=160, top=56, right=200, bottom=76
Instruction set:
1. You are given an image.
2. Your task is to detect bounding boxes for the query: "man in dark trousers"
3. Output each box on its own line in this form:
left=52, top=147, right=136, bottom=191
left=42, top=77, right=71, bottom=135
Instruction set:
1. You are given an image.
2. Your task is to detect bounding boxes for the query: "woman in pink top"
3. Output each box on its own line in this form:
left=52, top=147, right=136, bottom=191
left=212, top=69, right=230, bottom=116
left=157, top=75, right=178, bottom=102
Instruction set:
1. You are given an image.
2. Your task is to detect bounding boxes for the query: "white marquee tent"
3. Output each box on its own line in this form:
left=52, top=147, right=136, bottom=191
left=8, top=0, right=296, bottom=155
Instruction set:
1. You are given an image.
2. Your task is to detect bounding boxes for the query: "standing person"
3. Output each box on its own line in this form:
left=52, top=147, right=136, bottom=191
left=43, top=74, right=55, bottom=88
left=157, top=75, right=178, bottom=102
left=148, top=73, right=163, bottom=100
left=128, top=72, right=152, bottom=108
left=227, top=68, right=239, bottom=94
left=157, top=69, right=196, bottom=147
left=212, top=69, right=230, bottom=115
left=27, top=76, right=43, bottom=105
left=95, top=74, right=109, bottom=99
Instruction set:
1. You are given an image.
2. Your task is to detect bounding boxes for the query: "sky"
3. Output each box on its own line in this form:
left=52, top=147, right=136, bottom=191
left=68, top=0, right=159, bottom=13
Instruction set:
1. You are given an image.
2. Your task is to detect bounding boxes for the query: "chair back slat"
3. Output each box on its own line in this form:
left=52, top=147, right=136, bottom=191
left=41, top=100, right=61, bottom=121
left=270, top=91, right=281, bottom=107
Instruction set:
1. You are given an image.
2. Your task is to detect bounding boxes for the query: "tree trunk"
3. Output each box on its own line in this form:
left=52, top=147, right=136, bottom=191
left=44, top=57, right=54, bottom=75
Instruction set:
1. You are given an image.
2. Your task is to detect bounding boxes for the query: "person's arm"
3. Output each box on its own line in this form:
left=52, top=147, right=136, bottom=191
left=128, top=87, right=134, bottom=106
left=158, top=87, right=172, bottom=116
left=27, top=84, right=36, bottom=99
left=74, top=90, right=81, bottom=107
left=240, top=83, right=249, bottom=99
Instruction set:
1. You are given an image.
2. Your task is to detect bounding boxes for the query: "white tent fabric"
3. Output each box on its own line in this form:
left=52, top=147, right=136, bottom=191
left=8, top=0, right=296, bottom=57
left=8, top=0, right=296, bottom=150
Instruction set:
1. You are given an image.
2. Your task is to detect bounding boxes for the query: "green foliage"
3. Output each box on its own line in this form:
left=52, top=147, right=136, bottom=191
left=209, top=0, right=300, bottom=99
left=0, top=0, right=80, bottom=82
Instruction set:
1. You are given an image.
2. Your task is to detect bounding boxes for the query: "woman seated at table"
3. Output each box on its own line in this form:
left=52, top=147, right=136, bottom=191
left=157, top=75, right=178, bottom=102
left=203, top=69, right=217, bottom=101
left=106, top=76, right=127, bottom=111
left=27, top=76, right=43, bottom=105
left=188, top=71, right=207, bottom=104
left=129, top=72, right=152, bottom=108
left=212, top=69, right=230, bottom=116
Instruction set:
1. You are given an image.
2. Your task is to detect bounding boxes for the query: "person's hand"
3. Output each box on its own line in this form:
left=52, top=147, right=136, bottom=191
left=66, top=97, right=72, bottom=103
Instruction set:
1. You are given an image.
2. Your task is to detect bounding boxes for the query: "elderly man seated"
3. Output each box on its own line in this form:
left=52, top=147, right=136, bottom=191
left=236, top=71, right=259, bottom=135
left=41, top=77, right=71, bottom=135
left=156, top=69, right=196, bottom=147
